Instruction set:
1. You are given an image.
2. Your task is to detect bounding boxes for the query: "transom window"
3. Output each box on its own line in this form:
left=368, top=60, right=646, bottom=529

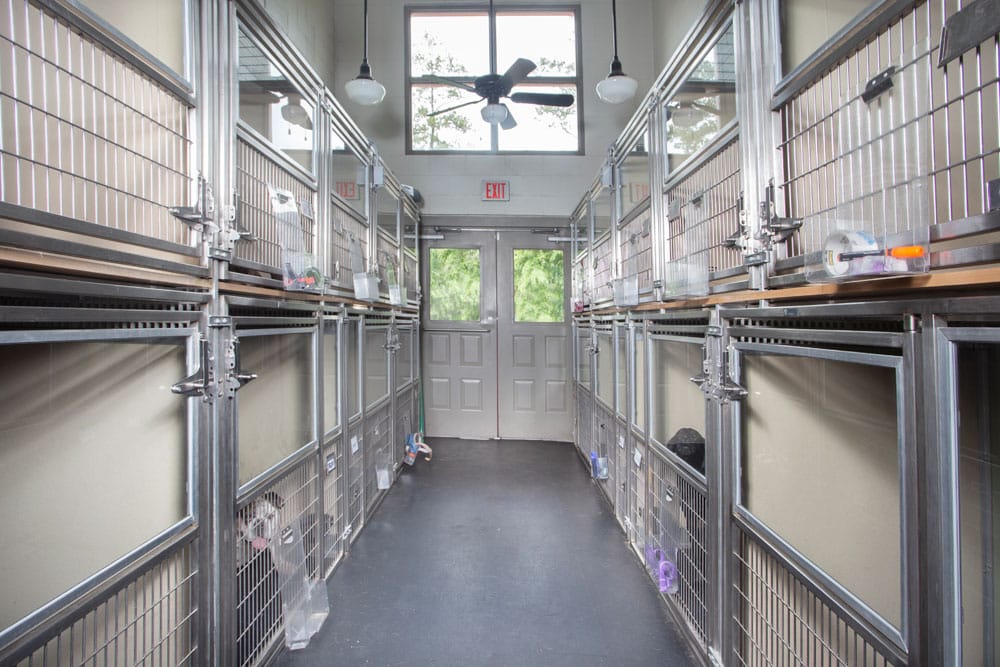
left=406, top=5, right=582, bottom=154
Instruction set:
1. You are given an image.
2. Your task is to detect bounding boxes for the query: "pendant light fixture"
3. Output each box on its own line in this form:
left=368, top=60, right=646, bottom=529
left=345, top=0, right=386, bottom=106
left=595, top=0, right=638, bottom=104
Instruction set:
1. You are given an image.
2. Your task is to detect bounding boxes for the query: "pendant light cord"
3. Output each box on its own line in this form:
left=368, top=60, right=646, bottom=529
left=362, top=0, right=370, bottom=66
left=610, top=0, right=620, bottom=60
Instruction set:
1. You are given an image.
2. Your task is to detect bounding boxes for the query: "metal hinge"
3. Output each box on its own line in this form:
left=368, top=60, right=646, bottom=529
left=169, top=175, right=214, bottom=229
left=171, top=338, right=214, bottom=402
left=224, top=337, right=257, bottom=398
left=760, top=180, right=802, bottom=245
left=724, top=192, right=747, bottom=251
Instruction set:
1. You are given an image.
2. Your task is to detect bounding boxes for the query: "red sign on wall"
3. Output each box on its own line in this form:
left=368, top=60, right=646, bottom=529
left=482, top=180, right=510, bottom=201
left=335, top=181, right=359, bottom=200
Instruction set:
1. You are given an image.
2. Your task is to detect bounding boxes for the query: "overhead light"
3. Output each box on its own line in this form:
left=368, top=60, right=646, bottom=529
left=481, top=102, right=509, bottom=125
left=345, top=0, right=386, bottom=106
left=281, top=93, right=313, bottom=130
left=596, top=0, right=638, bottom=104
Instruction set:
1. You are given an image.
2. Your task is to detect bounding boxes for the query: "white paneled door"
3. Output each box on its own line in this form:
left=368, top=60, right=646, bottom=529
left=421, top=229, right=571, bottom=441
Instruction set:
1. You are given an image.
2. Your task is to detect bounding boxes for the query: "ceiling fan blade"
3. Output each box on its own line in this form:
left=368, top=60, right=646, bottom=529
left=509, top=92, right=575, bottom=107
left=500, top=111, right=517, bottom=130
left=501, top=58, right=537, bottom=88
left=425, top=75, right=479, bottom=94
left=426, top=97, right=483, bottom=117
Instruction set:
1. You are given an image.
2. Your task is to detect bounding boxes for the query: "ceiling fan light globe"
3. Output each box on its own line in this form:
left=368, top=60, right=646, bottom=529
left=596, top=73, right=638, bottom=104
left=481, top=102, right=509, bottom=124
left=345, top=74, right=386, bottom=106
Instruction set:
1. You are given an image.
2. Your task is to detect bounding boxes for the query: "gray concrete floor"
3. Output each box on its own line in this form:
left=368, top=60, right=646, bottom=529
left=275, top=438, right=696, bottom=666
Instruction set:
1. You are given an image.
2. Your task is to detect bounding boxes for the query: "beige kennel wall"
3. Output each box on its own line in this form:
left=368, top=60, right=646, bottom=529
left=740, top=352, right=902, bottom=629
left=0, top=340, right=188, bottom=629
left=651, top=339, right=706, bottom=448
left=322, top=328, right=339, bottom=437
left=779, top=0, right=873, bottom=76
left=237, top=332, right=313, bottom=486
left=79, top=0, right=186, bottom=75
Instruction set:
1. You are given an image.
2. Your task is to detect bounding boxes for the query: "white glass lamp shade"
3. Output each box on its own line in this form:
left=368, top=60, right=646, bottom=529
left=596, top=73, right=638, bottom=104
left=345, top=75, right=386, bottom=106
left=481, top=102, right=509, bottom=125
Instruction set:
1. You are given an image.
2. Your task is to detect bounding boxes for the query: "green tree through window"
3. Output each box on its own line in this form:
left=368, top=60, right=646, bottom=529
left=514, top=249, right=564, bottom=322
left=429, top=248, right=480, bottom=321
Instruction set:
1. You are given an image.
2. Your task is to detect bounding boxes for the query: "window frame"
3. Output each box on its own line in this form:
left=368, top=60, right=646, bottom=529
left=404, top=3, right=585, bottom=155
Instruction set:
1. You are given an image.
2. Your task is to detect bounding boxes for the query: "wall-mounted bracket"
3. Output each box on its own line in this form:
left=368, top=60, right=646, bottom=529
left=862, top=66, right=896, bottom=103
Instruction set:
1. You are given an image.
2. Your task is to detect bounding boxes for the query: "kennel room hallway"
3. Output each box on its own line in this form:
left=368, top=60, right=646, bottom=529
left=274, top=439, right=695, bottom=666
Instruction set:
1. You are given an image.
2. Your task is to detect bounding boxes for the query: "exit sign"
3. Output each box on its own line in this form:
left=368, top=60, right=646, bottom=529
left=482, top=180, right=510, bottom=201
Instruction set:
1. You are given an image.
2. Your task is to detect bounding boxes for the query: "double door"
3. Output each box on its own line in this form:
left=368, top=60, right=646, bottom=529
left=421, top=229, right=571, bottom=440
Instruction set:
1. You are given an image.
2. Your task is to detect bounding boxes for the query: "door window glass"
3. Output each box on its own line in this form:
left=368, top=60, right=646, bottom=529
left=429, top=248, right=481, bottom=321
left=513, top=249, right=564, bottom=322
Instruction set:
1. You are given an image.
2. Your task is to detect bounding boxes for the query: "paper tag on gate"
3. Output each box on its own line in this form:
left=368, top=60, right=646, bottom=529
left=618, top=435, right=625, bottom=449
left=326, top=453, right=337, bottom=473
left=351, top=436, right=360, bottom=454
left=633, top=448, right=643, bottom=467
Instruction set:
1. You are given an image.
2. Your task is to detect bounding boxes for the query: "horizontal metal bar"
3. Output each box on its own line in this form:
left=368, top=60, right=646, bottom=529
left=710, top=264, right=749, bottom=281
left=236, top=125, right=318, bottom=189
left=234, top=326, right=316, bottom=337
left=0, top=271, right=208, bottom=303
left=225, top=268, right=285, bottom=289
left=930, top=210, right=1000, bottom=242
left=0, top=203, right=201, bottom=258
left=0, top=228, right=209, bottom=277
left=771, top=0, right=919, bottom=110
left=932, top=243, right=1000, bottom=269
left=728, top=325, right=904, bottom=348
left=647, top=439, right=709, bottom=492
left=236, top=442, right=319, bottom=505
left=231, top=316, right=317, bottom=327
left=734, top=508, right=908, bottom=663
left=0, top=306, right=198, bottom=324
left=663, top=121, right=740, bottom=192
left=765, top=272, right=810, bottom=288
left=0, top=327, right=196, bottom=344
left=226, top=294, right=322, bottom=312
left=0, top=519, right=197, bottom=663
left=726, top=296, right=1000, bottom=320
left=709, top=279, right=751, bottom=294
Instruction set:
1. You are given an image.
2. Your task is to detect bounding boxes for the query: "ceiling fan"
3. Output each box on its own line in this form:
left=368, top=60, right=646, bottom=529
left=424, top=0, right=575, bottom=129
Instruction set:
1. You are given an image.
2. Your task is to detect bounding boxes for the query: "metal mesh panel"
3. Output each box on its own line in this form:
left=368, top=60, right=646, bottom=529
left=364, top=399, right=393, bottom=514
left=326, top=201, right=368, bottom=288
left=592, top=235, right=613, bottom=304
left=395, top=385, right=414, bottom=462
left=648, top=450, right=709, bottom=649
left=733, top=524, right=900, bottom=667
left=322, top=437, right=345, bottom=572
left=235, top=458, right=320, bottom=667
left=666, top=137, right=742, bottom=275
left=13, top=539, right=198, bottom=667
left=777, top=1, right=999, bottom=258
left=346, top=419, right=364, bottom=532
left=619, top=206, right=653, bottom=292
left=596, top=402, right=616, bottom=504
left=614, top=418, right=628, bottom=524
left=234, top=138, right=316, bottom=273
left=0, top=0, right=193, bottom=245
left=627, top=433, right=646, bottom=548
